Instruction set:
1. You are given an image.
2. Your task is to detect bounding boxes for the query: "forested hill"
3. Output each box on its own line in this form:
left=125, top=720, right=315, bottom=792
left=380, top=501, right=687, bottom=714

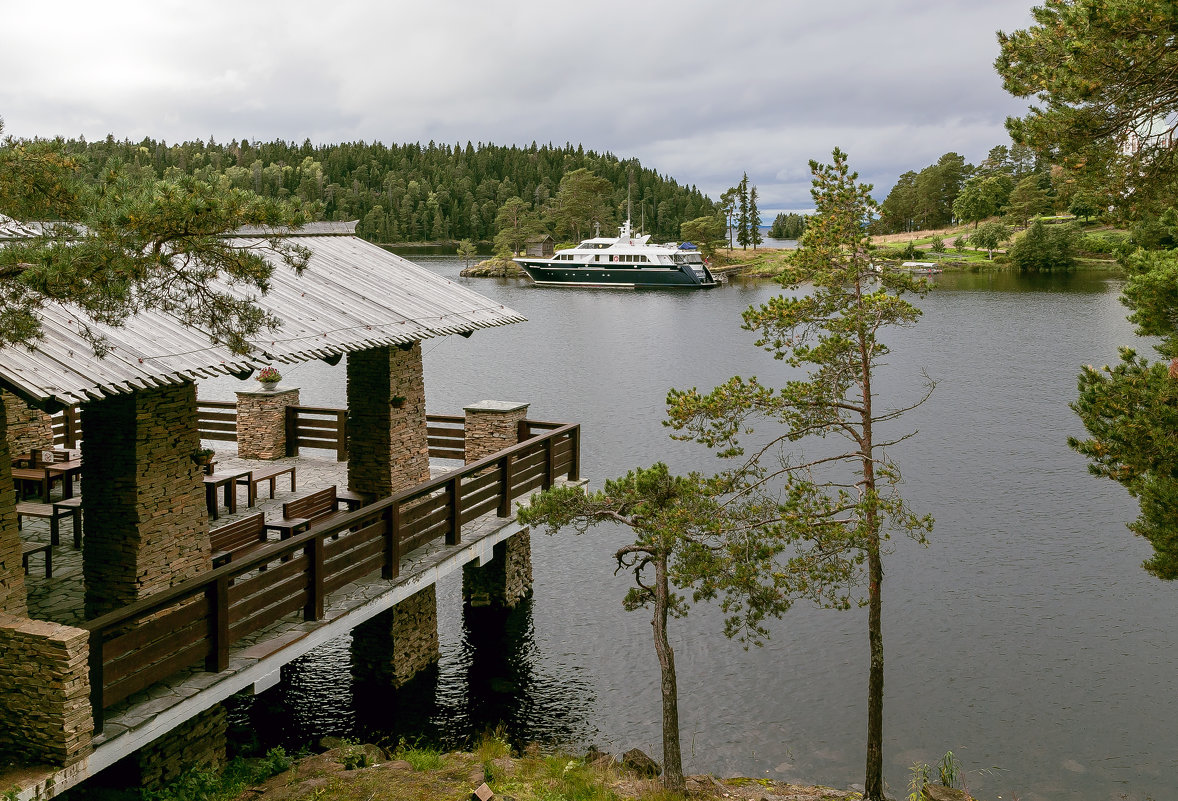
left=45, top=136, right=715, bottom=245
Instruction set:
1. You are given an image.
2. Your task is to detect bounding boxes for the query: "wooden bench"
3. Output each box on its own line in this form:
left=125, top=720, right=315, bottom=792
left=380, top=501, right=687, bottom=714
left=210, top=512, right=274, bottom=568
left=237, top=464, right=297, bottom=507
left=54, top=498, right=83, bottom=548
left=267, top=485, right=366, bottom=539
left=22, top=541, right=51, bottom=578
left=16, top=501, right=79, bottom=547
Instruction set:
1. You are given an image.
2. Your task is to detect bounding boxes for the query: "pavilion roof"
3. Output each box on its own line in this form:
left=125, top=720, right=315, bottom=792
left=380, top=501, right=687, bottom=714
left=0, top=220, right=525, bottom=409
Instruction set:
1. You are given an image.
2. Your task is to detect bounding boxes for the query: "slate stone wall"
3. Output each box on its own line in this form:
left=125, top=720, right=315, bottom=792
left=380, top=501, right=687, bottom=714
left=2, top=390, right=53, bottom=459
left=81, top=383, right=211, bottom=618
left=347, top=344, right=429, bottom=499
left=351, top=584, right=439, bottom=687
left=462, top=530, right=533, bottom=610
left=235, top=386, right=299, bottom=460
left=0, top=399, right=26, bottom=616
left=0, top=613, right=92, bottom=767
left=134, top=704, right=226, bottom=788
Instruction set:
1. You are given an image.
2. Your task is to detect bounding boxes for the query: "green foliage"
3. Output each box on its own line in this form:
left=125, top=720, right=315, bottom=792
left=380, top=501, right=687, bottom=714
left=953, top=236, right=966, bottom=253
left=493, top=196, right=541, bottom=256
left=1008, top=220, right=1078, bottom=271
left=679, top=216, right=726, bottom=259
left=878, top=152, right=969, bottom=233
left=1068, top=190, right=1102, bottom=221
left=969, top=221, right=1011, bottom=259
left=929, top=236, right=946, bottom=254
left=140, top=752, right=295, bottom=801
left=457, top=238, right=477, bottom=264
left=667, top=149, right=932, bottom=801
left=0, top=127, right=312, bottom=352
left=769, top=212, right=807, bottom=239
left=997, top=0, right=1178, bottom=218
left=395, top=737, right=444, bottom=771
left=1004, top=174, right=1053, bottom=226
left=549, top=168, right=613, bottom=241
left=902, top=241, right=918, bottom=259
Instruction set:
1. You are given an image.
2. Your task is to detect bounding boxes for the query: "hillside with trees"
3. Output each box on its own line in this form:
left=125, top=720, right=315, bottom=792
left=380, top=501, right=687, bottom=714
left=21, top=135, right=715, bottom=246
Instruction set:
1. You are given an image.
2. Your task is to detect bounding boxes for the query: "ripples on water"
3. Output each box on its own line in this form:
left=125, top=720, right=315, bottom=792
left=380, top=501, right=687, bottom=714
left=217, top=260, right=1176, bottom=800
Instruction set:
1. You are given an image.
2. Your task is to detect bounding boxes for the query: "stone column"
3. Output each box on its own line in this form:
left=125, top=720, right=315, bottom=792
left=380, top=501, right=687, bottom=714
left=81, top=383, right=211, bottom=619
left=347, top=343, right=430, bottom=499
left=462, top=531, right=533, bottom=610
left=0, top=396, right=26, bottom=617
left=235, top=386, right=299, bottom=460
left=462, top=401, right=533, bottom=610
left=0, top=613, right=92, bottom=767
left=463, top=400, right=529, bottom=464
left=133, top=704, right=226, bottom=788
left=3, top=389, right=54, bottom=460
left=351, top=585, right=439, bottom=687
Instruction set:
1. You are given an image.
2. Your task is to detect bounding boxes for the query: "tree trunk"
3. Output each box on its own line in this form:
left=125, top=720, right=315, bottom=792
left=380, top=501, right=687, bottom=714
left=652, top=550, right=684, bottom=792
left=864, top=541, right=884, bottom=800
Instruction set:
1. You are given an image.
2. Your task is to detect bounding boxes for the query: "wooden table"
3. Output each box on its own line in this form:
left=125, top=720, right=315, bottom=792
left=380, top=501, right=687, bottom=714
left=45, top=459, right=82, bottom=499
left=12, top=467, right=52, bottom=500
left=203, top=470, right=252, bottom=520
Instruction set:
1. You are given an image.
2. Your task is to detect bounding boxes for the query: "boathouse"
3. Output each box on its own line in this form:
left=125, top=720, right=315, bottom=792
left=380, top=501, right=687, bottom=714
left=0, top=221, right=581, bottom=797
left=524, top=235, right=554, bottom=258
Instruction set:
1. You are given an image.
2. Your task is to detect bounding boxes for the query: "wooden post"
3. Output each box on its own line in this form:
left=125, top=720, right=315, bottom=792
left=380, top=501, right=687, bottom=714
left=543, top=436, right=555, bottom=490
left=285, top=406, right=298, bottom=457
left=569, top=425, right=581, bottom=482
left=335, top=409, right=348, bottom=462
left=89, top=629, right=105, bottom=729
left=206, top=576, right=229, bottom=672
left=498, top=454, right=514, bottom=517
left=447, top=474, right=461, bottom=546
left=383, top=503, right=400, bottom=579
left=305, top=537, right=324, bottom=621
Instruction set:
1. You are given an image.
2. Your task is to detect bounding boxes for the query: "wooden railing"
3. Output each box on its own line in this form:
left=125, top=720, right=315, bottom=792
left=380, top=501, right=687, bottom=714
left=285, top=406, right=348, bottom=461
left=197, top=401, right=237, bottom=443
left=427, top=414, right=465, bottom=461
left=82, top=421, right=580, bottom=726
left=51, top=406, right=82, bottom=448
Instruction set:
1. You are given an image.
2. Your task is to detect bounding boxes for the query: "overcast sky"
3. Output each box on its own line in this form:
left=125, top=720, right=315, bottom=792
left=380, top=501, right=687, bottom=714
left=0, top=0, right=1038, bottom=211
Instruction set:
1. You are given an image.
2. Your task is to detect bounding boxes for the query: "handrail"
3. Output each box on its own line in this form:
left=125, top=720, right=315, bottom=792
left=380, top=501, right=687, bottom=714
left=82, top=421, right=580, bottom=726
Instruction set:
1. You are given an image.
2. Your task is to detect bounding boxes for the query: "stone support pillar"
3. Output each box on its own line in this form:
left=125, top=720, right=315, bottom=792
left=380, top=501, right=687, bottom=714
left=3, top=389, right=54, bottom=460
left=0, top=613, right=92, bottom=767
left=462, top=530, right=533, bottom=610
left=81, top=383, right=211, bottom=619
left=133, top=704, right=227, bottom=788
left=0, top=396, right=26, bottom=616
left=346, top=343, right=430, bottom=500
left=463, top=400, right=529, bottom=464
left=351, top=585, right=439, bottom=687
left=235, top=386, right=299, bottom=460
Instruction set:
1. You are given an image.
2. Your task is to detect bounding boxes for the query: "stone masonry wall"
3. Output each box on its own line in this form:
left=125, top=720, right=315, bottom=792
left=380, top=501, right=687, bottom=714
left=134, top=704, right=226, bottom=788
left=82, top=383, right=211, bottom=618
left=463, top=401, right=529, bottom=464
left=347, top=344, right=430, bottom=499
left=3, top=390, right=54, bottom=459
left=235, top=386, right=299, bottom=460
left=0, top=613, right=92, bottom=767
left=351, top=584, right=439, bottom=687
left=0, top=398, right=26, bottom=616
left=462, top=530, right=533, bottom=610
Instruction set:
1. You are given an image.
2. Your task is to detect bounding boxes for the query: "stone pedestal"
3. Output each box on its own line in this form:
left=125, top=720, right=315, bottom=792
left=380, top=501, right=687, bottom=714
left=235, top=386, right=299, bottom=460
left=0, top=397, right=26, bottom=617
left=463, top=401, right=529, bottom=464
left=347, top=344, right=430, bottom=499
left=463, top=530, right=533, bottom=610
left=81, top=383, right=211, bottom=618
left=0, top=613, right=92, bottom=767
left=351, top=585, right=439, bottom=687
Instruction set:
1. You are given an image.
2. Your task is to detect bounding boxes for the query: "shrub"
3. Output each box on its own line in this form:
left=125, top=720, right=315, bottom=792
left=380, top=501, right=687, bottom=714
left=1009, top=220, right=1078, bottom=271
left=930, top=236, right=946, bottom=253
left=953, top=236, right=965, bottom=253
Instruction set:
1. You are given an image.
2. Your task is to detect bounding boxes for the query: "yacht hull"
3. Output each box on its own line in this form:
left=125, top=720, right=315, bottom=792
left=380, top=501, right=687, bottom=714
left=515, top=262, right=717, bottom=288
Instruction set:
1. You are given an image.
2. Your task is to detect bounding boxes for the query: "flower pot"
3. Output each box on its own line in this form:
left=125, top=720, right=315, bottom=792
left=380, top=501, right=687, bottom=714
left=258, top=382, right=280, bottom=392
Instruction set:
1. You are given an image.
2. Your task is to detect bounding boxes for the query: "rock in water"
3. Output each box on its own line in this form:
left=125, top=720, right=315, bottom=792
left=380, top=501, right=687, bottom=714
left=621, top=748, right=661, bottom=777
left=923, top=784, right=972, bottom=801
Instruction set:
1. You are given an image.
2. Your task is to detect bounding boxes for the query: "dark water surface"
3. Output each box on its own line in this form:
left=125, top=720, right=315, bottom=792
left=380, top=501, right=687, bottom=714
left=212, top=260, right=1176, bottom=800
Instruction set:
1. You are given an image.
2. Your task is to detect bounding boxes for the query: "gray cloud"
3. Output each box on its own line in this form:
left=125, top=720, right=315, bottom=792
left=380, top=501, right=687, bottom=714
left=0, top=0, right=1036, bottom=207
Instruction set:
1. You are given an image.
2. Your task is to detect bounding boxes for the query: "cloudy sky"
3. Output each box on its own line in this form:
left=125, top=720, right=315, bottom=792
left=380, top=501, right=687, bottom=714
left=1, top=0, right=1038, bottom=211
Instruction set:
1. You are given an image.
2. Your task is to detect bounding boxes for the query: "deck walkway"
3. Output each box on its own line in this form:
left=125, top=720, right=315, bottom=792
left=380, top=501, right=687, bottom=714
left=11, top=447, right=571, bottom=800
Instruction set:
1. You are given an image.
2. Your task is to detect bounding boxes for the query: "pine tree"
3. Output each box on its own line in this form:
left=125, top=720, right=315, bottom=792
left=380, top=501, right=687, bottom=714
left=736, top=173, right=750, bottom=249
left=749, top=185, right=763, bottom=249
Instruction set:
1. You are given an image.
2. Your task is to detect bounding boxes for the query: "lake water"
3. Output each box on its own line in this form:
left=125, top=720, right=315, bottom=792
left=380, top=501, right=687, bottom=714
left=210, top=258, right=1176, bottom=801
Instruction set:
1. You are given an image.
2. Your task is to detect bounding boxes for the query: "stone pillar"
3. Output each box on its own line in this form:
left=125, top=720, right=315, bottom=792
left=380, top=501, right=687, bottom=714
left=0, top=613, right=93, bottom=767
left=235, top=386, right=299, bottom=460
left=462, top=531, right=533, bottom=610
left=463, top=400, right=529, bottom=464
left=3, top=389, right=54, bottom=460
left=81, top=383, right=211, bottom=619
left=347, top=343, right=430, bottom=499
left=351, top=585, right=439, bottom=687
left=133, top=705, right=226, bottom=788
left=0, top=396, right=26, bottom=617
